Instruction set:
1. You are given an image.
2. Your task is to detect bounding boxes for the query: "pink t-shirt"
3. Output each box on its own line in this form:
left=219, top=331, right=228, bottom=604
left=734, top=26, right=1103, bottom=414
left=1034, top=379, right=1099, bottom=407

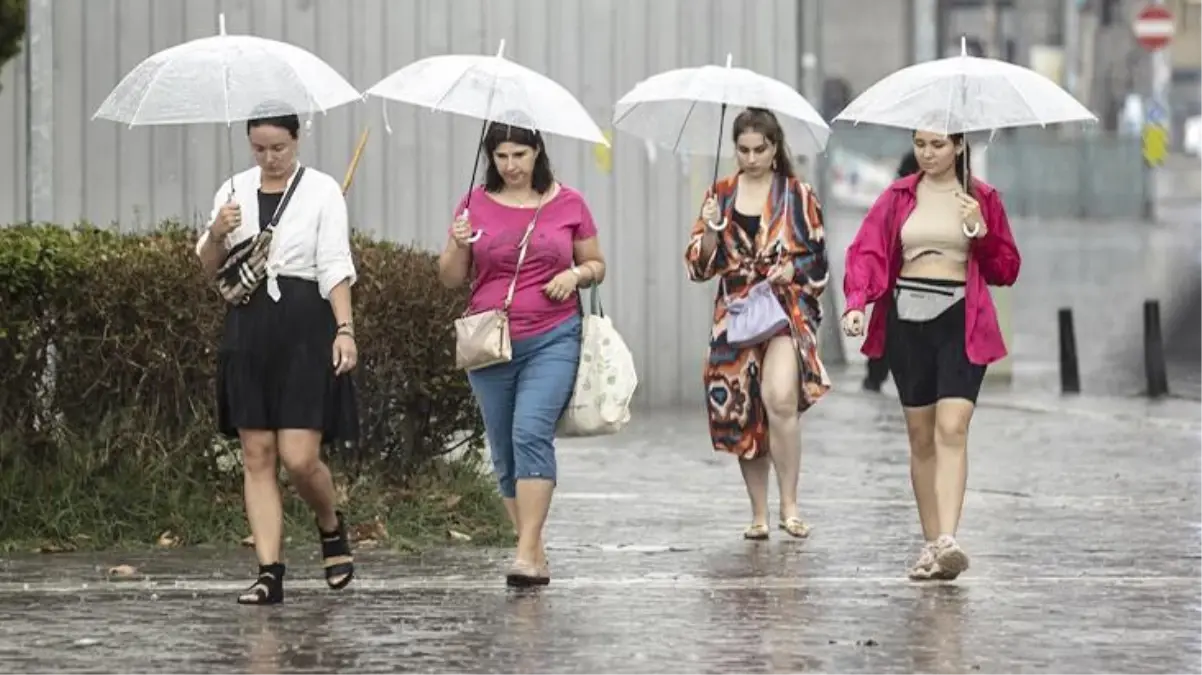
left=453, top=184, right=598, bottom=341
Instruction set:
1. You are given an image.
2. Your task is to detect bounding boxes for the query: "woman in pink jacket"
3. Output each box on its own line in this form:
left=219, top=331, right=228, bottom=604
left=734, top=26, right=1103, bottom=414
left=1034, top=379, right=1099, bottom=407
left=841, top=129, right=1020, bottom=581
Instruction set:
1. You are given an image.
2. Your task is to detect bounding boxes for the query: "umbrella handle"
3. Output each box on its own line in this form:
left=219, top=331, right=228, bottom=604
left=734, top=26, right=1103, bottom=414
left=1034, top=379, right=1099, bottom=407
left=342, top=127, right=371, bottom=195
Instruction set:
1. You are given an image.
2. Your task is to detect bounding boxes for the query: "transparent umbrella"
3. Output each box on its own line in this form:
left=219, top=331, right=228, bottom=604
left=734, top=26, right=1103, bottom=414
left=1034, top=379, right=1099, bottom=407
left=92, top=13, right=362, bottom=192
left=833, top=37, right=1097, bottom=135
left=364, top=39, right=607, bottom=222
left=612, top=53, right=829, bottom=191
left=612, top=53, right=830, bottom=156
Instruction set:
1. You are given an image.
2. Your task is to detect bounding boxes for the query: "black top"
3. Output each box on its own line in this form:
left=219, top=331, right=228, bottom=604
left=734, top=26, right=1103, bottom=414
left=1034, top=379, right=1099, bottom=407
left=258, top=190, right=285, bottom=231
left=732, top=210, right=761, bottom=241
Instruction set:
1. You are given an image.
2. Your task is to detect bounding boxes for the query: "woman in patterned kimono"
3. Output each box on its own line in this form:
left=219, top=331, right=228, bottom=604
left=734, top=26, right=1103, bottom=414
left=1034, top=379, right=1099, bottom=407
left=684, top=107, right=831, bottom=541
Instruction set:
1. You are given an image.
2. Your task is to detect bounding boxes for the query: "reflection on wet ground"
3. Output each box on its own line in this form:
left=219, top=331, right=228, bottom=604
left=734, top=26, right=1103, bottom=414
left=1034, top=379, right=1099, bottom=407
left=2, top=398, right=1198, bottom=673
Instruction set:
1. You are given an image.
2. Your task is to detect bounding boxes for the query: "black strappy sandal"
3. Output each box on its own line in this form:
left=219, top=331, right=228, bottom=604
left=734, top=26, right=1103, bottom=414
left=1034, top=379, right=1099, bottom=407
left=237, top=563, right=285, bottom=605
left=318, top=511, right=354, bottom=590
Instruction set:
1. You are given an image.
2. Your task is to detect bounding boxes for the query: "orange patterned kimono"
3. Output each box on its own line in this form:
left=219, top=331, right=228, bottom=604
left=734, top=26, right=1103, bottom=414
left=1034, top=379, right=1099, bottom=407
left=684, top=173, right=831, bottom=459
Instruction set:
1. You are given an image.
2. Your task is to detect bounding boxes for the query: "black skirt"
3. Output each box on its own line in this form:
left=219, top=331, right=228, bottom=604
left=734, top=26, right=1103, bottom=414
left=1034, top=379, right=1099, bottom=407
left=216, top=276, right=359, bottom=444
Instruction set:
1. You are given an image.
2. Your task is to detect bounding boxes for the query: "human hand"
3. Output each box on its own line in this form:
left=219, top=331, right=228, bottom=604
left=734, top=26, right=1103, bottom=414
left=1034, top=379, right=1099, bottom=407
left=332, top=333, right=358, bottom=375
left=211, top=200, right=241, bottom=239
left=701, top=196, right=721, bottom=229
left=451, top=210, right=476, bottom=248
left=957, top=192, right=986, bottom=238
left=543, top=269, right=578, bottom=302
left=841, top=310, right=866, bottom=337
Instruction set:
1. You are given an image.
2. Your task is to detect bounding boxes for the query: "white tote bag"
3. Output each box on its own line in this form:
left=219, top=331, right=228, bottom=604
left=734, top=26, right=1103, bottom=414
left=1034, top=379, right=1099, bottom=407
left=557, top=287, right=638, bottom=437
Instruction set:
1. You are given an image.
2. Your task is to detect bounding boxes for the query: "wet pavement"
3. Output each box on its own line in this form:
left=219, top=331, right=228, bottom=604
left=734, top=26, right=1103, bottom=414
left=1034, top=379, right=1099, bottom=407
left=1, top=381, right=1199, bottom=673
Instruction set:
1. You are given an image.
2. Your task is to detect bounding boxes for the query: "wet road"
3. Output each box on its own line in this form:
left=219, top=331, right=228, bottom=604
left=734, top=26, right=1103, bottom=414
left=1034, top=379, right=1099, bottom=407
left=1, top=382, right=1199, bottom=673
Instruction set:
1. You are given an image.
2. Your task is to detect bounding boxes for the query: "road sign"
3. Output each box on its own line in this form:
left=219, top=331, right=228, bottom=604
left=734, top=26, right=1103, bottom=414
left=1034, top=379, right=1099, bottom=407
left=1146, top=99, right=1169, bottom=125
left=1143, top=123, right=1169, bottom=166
left=1134, top=4, right=1175, bottom=52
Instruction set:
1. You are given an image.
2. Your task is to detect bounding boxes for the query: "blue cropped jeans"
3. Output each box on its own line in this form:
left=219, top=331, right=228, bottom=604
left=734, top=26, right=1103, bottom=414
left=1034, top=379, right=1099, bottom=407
left=466, top=315, right=580, bottom=498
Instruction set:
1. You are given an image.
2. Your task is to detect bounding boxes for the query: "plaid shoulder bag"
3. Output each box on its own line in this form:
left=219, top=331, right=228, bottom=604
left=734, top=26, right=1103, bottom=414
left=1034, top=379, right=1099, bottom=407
left=215, top=167, right=306, bottom=305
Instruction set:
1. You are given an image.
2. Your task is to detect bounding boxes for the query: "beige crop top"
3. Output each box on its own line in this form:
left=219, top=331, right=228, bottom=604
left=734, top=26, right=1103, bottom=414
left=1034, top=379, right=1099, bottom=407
left=899, top=178, right=969, bottom=263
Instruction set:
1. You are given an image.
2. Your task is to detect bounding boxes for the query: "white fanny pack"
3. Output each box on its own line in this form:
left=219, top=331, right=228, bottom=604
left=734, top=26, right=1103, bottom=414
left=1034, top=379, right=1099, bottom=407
left=893, top=278, right=965, bottom=323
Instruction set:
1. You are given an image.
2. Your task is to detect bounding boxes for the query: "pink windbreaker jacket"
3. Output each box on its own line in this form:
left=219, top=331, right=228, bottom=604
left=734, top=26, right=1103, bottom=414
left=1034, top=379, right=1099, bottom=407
left=842, top=172, right=1021, bottom=365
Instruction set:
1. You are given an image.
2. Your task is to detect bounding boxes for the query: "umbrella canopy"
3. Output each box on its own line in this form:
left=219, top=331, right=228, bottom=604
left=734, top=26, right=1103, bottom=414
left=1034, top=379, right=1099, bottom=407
left=93, top=14, right=361, bottom=127
left=612, top=54, right=830, bottom=156
left=363, top=40, right=607, bottom=146
left=833, top=37, right=1097, bottom=135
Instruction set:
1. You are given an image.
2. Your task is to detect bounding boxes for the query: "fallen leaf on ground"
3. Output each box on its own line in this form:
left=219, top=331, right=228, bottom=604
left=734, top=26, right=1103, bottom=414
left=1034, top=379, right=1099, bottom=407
left=240, top=534, right=255, bottom=547
left=349, top=517, right=387, bottom=544
left=156, top=531, right=180, bottom=548
left=107, top=564, right=137, bottom=577
left=443, top=494, right=462, bottom=509
left=448, top=529, right=472, bottom=542
left=36, top=542, right=76, bottom=554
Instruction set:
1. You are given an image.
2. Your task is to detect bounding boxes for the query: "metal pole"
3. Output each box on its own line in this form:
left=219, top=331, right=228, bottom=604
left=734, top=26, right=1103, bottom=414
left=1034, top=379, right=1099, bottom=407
left=1149, top=0, right=1173, bottom=221
left=799, top=0, right=843, bottom=366
left=912, top=0, right=938, bottom=63
left=26, top=0, right=54, bottom=224
left=1064, top=0, right=1081, bottom=101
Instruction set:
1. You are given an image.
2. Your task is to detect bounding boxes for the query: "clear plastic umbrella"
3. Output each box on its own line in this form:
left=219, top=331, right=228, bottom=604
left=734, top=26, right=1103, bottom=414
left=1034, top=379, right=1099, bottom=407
left=611, top=53, right=831, bottom=157
left=833, top=37, right=1097, bottom=135
left=363, top=39, right=608, bottom=146
left=92, top=14, right=362, bottom=193
left=363, top=39, right=606, bottom=216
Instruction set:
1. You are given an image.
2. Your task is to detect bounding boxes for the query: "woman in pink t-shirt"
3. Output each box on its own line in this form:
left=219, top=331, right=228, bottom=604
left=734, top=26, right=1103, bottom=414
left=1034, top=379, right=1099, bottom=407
left=437, top=121, right=605, bottom=588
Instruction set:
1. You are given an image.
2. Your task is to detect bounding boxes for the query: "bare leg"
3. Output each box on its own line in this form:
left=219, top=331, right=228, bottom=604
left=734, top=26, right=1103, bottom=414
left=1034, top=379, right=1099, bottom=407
left=278, top=429, right=352, bottom=588
left=514, top=479, right=554, bottom=567
left=739, top=455, right=772, bottom=537
left=760, top=336, right=803, bottom=526
left=933, top=399, right=975, bottom=537
left=240, top=430, right=283, bottom=565
left=902, top=406, right=939, bottom=542
left=277, top=429, right=339, bottom=533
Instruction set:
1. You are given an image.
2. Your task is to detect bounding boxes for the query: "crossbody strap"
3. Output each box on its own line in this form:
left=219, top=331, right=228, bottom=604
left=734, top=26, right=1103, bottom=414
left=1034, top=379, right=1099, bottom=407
left=263, top=166, right=306, bottom=234
left=500, top=195, right=547, bottom=313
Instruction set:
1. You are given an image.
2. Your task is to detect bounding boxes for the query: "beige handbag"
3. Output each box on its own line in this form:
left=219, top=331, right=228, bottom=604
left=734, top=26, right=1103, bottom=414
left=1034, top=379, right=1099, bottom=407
left=454, top=201, right=543, bottom=372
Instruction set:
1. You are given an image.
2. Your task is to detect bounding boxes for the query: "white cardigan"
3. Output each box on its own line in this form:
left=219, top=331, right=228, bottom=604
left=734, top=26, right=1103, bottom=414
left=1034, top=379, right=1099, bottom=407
left=195, top=164, right=357, bottom=301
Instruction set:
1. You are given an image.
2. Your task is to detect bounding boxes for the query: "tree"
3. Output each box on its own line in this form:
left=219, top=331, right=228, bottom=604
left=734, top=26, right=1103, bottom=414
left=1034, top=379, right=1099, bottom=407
left=0, top=0, right=26, bottom=95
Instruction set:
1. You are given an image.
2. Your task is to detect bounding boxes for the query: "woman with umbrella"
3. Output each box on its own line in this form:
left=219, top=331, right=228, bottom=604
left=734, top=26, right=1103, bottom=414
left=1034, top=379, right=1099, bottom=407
left=840, top=127, right=1020, bottom=580
left=439, top=118, right=606, bottom=587
left=684, top=107, right=831, bottom=541
left=832, top=36, right=1093, bottom=580
left=195, top=105, right=359, bottom=605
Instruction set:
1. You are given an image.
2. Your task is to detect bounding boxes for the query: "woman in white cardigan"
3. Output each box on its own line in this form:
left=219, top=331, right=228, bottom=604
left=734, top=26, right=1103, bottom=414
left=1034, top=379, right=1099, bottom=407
left=194, top=108, right=358, bottom=605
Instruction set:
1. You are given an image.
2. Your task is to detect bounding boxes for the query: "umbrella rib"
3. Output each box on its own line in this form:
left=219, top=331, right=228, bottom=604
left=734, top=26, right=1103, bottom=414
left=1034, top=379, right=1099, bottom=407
left=430, top=60, right=484, bottom=112
left=126, top=58, right=174, bottom=127
left=999, top=71, right=1045, bottom=128
left=279, top=53, right=322, bottom=116
left=671, top=98, right=699, bottom=155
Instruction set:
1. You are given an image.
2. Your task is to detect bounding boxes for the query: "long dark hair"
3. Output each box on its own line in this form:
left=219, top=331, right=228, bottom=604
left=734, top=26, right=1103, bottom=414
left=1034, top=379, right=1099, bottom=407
left=731, top=107, right=795, bottom=179
left=481, top=122, right=555, bottom=194
left=912, top=130, right=974, bottom=195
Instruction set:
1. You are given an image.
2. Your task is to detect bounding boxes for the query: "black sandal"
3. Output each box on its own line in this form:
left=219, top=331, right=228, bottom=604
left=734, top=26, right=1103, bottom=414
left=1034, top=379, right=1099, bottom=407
left=318, top=511, right=354, bottom=590
left=236, top=563, right=285, bottom=605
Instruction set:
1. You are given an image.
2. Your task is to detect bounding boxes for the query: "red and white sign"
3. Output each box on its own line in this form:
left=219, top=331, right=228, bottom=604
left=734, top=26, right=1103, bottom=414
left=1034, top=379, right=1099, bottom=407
left=1134, top=3, right=1176, bottom=52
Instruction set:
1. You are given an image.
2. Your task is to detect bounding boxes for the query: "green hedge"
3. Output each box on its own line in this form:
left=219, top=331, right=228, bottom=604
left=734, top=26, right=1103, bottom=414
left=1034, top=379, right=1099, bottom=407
left=0, top=222, right=507, bottom=551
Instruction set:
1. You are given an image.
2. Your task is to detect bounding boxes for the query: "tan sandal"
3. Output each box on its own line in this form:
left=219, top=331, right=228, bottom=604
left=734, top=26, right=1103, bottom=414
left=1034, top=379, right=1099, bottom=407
left=779, top=517, right=812, bottom=539
left=743, top=524, right=770, bottom=540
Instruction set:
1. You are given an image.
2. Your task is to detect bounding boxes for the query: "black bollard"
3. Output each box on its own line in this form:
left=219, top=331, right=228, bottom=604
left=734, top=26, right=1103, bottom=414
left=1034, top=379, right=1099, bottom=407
left=1143, top=300, right=1169, bottom=398
left=1057, top=308, right=1081, bottom=394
